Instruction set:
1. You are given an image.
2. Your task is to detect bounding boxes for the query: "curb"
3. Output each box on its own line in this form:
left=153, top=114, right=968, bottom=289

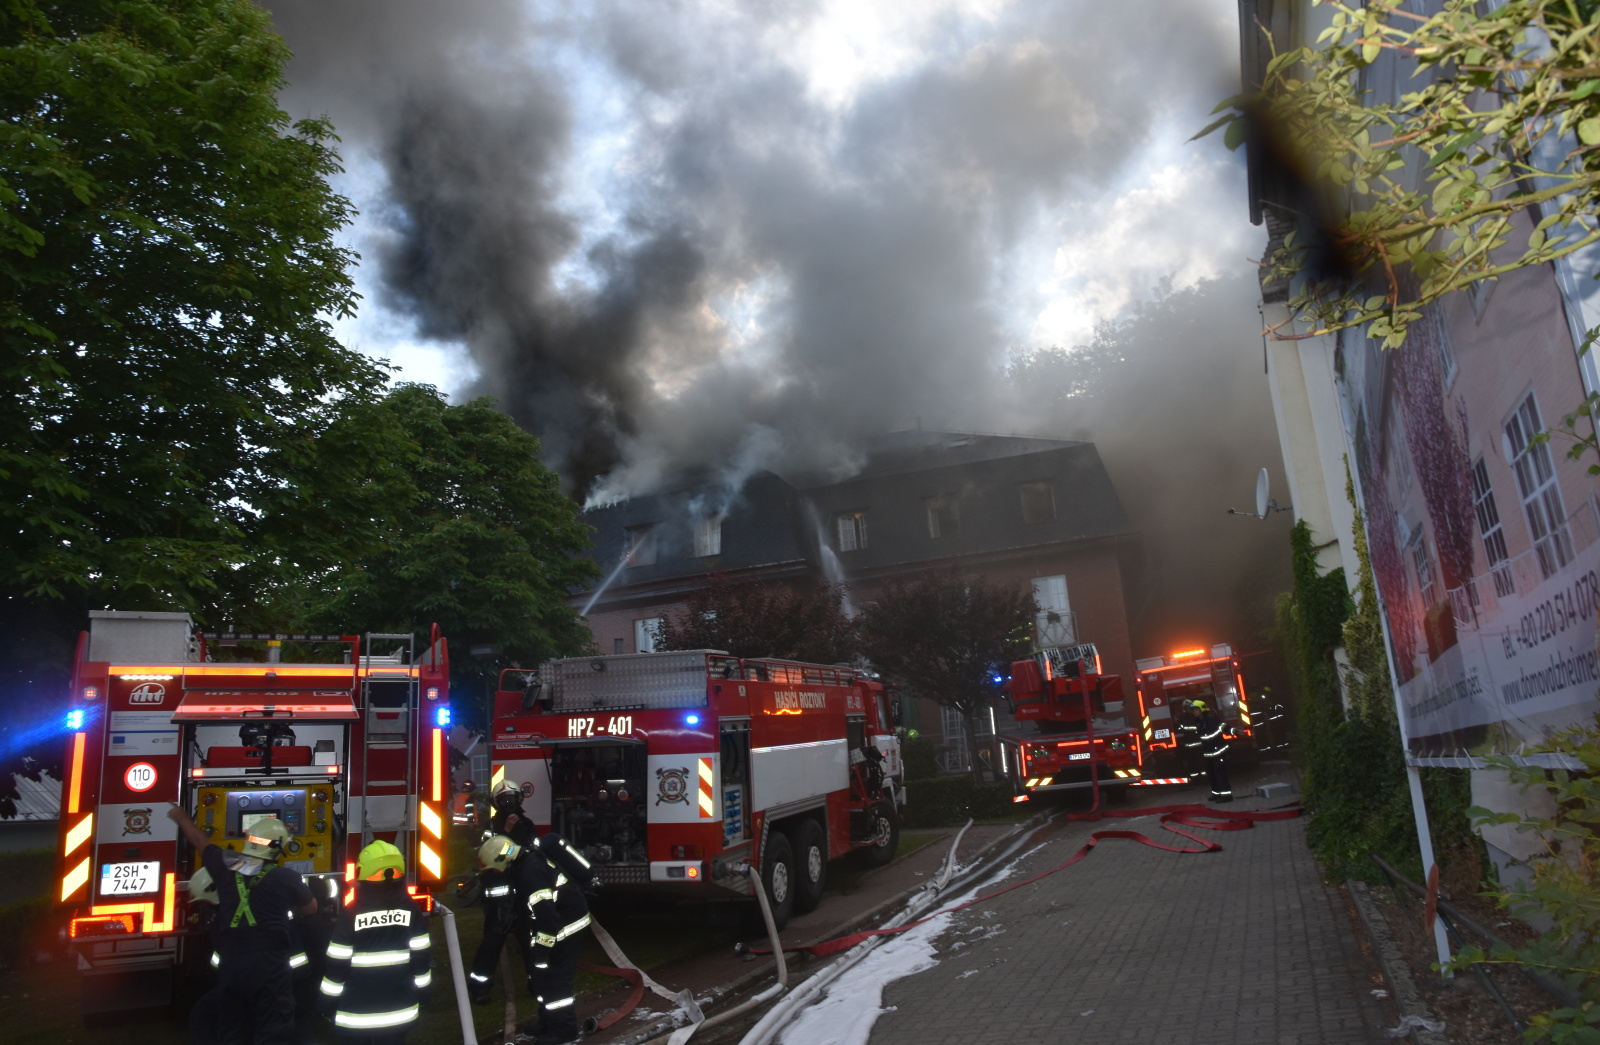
left=1347, top=880, right=1450, bottom=1045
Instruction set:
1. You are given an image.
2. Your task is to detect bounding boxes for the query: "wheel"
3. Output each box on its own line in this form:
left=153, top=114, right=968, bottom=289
left=791, top=819, right=827, bottom=914
left=759, top=831, right=795, bottom=930
left=857, top=802, right=900, bottom=868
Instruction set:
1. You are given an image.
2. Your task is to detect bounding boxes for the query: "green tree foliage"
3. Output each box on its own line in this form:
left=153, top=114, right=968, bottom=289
left=1457, top=725, right=1600, bottom=1043
left=655, top=576, right=857, bottom=665
left=1, top=0, right=373, bottom=606
left=859, top=571, right=1035, bottom=781
left=1206, top=0, right=1600, bottom=347
left=301, top=386, right=599, bottom=727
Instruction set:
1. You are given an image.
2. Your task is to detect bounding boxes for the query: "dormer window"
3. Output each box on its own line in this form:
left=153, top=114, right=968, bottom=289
left=694, top=514, right=723, bottom=557
left=927, top=497, right=960, bottom=538
left=1019, top=481, right=1055, bottom=524
left=625, top=524, right=657, bottom=566
left=836, top=511, right=868, bottom=552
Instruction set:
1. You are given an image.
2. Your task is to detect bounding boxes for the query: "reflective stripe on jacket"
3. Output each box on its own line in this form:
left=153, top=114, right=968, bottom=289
left=320, top=879, right=431, bottom=1030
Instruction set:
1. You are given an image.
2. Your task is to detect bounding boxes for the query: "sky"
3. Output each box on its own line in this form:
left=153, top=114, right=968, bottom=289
left=262, top=0, right=1267, bottom=505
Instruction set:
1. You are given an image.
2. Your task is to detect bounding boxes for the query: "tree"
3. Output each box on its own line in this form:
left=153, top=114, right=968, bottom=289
left=1206, top=1, right=1600, bottom=353
left=301, top=385, right=601, bottom=731
left=655, top=576, right=857, bottom=665
left=859, top=572, right=1036, bottom=782
left=0, top=0, right=373, bottom=813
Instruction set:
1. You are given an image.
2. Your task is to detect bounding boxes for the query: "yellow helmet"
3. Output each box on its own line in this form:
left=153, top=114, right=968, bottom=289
left=478, top=834, right=521, bottom=872
left=358, top=839, right=406, bottom=881
left=188, top=867, right=219, bottom=905
left=241, top=816, right=291, bottom=860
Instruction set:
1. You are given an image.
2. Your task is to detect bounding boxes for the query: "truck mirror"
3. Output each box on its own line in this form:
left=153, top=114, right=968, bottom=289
left=891, top=699, right=901, bottom=726
left=522, top=682, right=550, bottom=712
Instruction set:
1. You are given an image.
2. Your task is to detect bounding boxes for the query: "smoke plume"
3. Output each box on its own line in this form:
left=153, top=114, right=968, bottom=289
left=264, top=0, right=1249, bottom=504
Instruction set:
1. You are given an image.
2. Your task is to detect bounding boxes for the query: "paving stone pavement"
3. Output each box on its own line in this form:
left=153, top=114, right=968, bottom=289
left=870, top=792, right=1396, bottom=1045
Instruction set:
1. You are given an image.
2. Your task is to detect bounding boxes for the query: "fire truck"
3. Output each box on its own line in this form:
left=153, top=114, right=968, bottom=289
left=996, top=643, right=1148, bottom=801
left=55, top=610, right=451, bottom=1015
left=1134, top=643, right=1256, bottom=769
left=488, top=650, right=903, bottom=929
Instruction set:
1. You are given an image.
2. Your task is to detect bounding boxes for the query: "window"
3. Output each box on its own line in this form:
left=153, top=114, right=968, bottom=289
left=1388, top=417, right=1413, bottom=496
left=836, top=511, right=868, bottom=552
left=1019, top=481, right=1055, bottom=524
left=1411, top=531, right=1438, bottom=608
left=1032, top=574, right=1074, bottom=646
left=1470, top=458, right=1515, bottom=597
left=693, top=514, right=723, bottom=557
left=634, top=617, right=662, bottom=653
left=625, top=524, right=657, bottom=567
left=613, top=638, right=624, bottom=654
left=1505, top=393, right=1574, bottom=579
left=927, top=497, right=960, bottom=538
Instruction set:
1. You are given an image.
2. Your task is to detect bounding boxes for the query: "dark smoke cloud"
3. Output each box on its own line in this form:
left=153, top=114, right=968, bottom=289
left=263, top=0, right=1247, bottom=502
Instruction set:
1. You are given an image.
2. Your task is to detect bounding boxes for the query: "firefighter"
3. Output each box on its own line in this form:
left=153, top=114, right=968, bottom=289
left=1175, top=700, right=1205, bottom=783
left=1195, top=700, right=1235, bottom=802
left=168, top=804, right=318, bottom=1045
left=467, top=779, right=538, bottom=1003
left=318, top=840, right=433, bottom=1042
left=187, top=869, right=320, bottom=1045
left=480, top=830, right=596, bottom=1045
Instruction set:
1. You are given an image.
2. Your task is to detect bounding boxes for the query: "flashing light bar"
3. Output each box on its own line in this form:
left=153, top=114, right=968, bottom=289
left=1171, top=649, right=1208, bottom=660
left=117, top=674, right=175, bottom=681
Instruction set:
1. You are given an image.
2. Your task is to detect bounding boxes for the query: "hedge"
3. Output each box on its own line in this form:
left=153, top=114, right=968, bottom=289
left=902, top=776, right=1017, bottom=827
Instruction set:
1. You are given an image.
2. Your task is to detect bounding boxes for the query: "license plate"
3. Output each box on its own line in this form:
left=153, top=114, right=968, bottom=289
left=1067, top=752, right=1091, bottom=761
left=101, top=861, right=160, bottom=896
left=1153, top=728, right=1171, bottom=740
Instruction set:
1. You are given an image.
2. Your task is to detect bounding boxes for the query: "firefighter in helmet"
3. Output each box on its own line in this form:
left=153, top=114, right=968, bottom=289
left=186, top=868, right=322, bottom=1045
left=318, top=840, right=433, bottom=1042
left=467, top=779, right=538, bottom=1003
left=1194, top=699, right=1235, bottom=802
left=480, top=828, right=596, bottom=1045
left=1175, top=699, right=1205, bottom=783
left=169, top=804, right=318, bottom=1045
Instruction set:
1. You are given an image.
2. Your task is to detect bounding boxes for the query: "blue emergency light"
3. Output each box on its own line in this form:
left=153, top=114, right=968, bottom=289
left=685, top=713, right=700, bottom=726
left=65, top=709, right=85, bottom=730
left=435, top=707, right=451, bottom=728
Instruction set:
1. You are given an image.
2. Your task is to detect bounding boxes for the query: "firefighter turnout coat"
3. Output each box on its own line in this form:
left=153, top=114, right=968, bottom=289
left=513, top=833, right=594, bottom=1037
left=320, top=879, right=433, bottom=1035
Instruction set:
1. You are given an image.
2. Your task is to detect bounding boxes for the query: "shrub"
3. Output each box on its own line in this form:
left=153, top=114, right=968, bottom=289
left=903, top=776, right=1016, bottom=827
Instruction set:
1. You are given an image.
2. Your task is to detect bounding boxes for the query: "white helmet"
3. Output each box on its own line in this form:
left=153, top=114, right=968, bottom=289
left=188, top=867, right=220, bottom=906
left=241, top=816, right=292, bottom=861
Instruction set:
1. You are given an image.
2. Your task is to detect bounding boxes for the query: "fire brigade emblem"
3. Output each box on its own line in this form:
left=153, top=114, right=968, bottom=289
left=655, top=766, right=690, bottom=806
left=123, top=808, right=153, bottom=836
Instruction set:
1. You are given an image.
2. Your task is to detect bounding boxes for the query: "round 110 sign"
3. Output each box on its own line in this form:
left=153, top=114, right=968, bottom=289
left=124, top=762, right=158, bottom=793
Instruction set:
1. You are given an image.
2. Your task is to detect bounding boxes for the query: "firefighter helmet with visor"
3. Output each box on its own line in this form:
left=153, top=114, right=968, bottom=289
left=478, top=834, right=521, bottom=872
left=492, top=780, right=526, bottom=813
left=241, top=816, right=291, bottom=860
left=188, top=867, right=220, bottom=906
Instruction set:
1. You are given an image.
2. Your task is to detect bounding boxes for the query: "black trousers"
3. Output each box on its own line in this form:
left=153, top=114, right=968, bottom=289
left=215, top=942, right=295, bottom=1045
left=1205, top=754, right=1232, bottom=798
left=470, top=893, right=523, bottom=993
left=528, top=934, right=585, bottom=1040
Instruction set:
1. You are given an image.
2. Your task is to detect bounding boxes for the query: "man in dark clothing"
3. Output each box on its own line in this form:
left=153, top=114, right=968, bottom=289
left=1175, top=701, right=1204, bottom=784
left=1196, top=701, right=1235, bottom=802
left=318, top=840, right=432, bottom=1043
left=479, top=830, right=596, bottom=1045
left=169, top=804, right=317, bottom=1045
left=468, top=780, right=538, bottom=1003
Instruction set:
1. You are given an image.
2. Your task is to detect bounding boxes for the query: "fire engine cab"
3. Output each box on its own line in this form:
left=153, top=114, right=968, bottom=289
left=489, top=650, right=903, bottom=928
left=1134, top=643, right=1256, bottom=767
left=997, top=643, right=1145, bottom=800
left=56, top=611, right=450, bottom=1015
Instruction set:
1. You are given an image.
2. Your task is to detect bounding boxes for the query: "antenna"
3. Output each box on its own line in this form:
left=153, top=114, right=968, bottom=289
left=1229, top=467, right=1292, bottom=519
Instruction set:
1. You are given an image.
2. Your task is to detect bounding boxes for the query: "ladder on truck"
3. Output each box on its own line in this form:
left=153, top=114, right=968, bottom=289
left=359, top=632, right=418, bottom=883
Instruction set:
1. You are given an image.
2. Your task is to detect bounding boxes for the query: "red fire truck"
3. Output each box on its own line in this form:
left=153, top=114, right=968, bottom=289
left=996, top=643, right=1147, bottom=801
left=488, top=650, right=903, bottom=929
left=1134, top=643, right=1256, bottom=769
left=56, top=611, right=451, bottom=1015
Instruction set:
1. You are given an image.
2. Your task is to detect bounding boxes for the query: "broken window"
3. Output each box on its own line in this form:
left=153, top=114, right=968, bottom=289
left=1032, top=574, right=1074, bottom=645
left=625, top=524, right=657, bottom=566
left=836, top=511, right=868, bottom=552
left=1019, top=481, right=1055, bottom=524
left=927, top=497, right=960, bottom=538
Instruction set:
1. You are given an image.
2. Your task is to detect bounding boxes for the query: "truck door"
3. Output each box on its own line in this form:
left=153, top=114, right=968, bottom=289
left=719, top=720, right=751, bottom=849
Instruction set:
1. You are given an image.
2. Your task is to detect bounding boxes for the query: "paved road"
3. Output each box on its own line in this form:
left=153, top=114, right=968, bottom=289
left=869, top=781, right=1394, bottom=1045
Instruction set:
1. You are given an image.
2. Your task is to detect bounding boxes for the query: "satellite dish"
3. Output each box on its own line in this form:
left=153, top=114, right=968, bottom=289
left=1255, top=468, right=1270, bottom=520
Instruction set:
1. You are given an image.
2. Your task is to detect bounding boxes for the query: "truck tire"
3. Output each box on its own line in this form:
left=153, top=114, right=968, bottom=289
left=791, top=819, right=827, bottom=914
left=858, top=802, right=900, bottom=868
left=760, top=831, right=796, bottom=930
